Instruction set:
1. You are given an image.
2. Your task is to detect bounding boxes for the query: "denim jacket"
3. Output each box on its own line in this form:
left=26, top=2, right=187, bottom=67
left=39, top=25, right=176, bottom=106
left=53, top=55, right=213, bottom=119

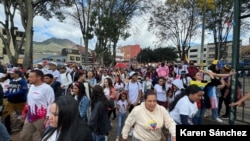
left=79, top=96, right=90, bottom=122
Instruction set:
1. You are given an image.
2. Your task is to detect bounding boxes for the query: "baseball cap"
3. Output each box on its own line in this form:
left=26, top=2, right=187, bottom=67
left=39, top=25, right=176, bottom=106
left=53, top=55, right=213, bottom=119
left=9, top=67, right=20, bottom=74
left=129, top=71, right=138, bottom=79
left=48, top=61, right=57, bottom=66
left=37, top=62, right=43, bottom=65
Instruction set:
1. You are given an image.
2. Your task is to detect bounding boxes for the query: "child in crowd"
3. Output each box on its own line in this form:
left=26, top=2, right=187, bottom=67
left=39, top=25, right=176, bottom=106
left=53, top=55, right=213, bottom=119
left=144, top=76, right=153, bottom=94
left=115, top=92, right=129, bottom=141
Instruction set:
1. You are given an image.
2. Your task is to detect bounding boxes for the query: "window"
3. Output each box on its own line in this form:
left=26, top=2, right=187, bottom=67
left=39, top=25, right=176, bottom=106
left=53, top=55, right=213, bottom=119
left=190, top=55, right=197, bottom=58
left=190, top=49, right=197, bottom=52
left=76, top=57, right=81, bottom=61
left=68, top=49, right=72, bottom=53
left=3, top=48, right=6, bottom=54
left=70, top=56, right=75, bottom=61
left=72, top=50, right=79, bottom=54
left=20, top=49, right=25, bottom=54
left=209, top=54, right=215, bottom=58
left=209, top=48, right=215, bottom=51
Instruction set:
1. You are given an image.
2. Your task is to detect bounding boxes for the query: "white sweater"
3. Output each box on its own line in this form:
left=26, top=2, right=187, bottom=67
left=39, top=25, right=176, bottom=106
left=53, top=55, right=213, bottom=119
left=122, top=102, right=176, bottom=140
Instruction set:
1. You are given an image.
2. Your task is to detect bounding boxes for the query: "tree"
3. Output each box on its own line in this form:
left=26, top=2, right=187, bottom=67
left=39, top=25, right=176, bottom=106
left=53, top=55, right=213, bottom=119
left=0, top=0, right=24, bottom=65
left=137, top=48, right=154, bottom=63
left=92, top=0, right=141, bottom=66
left=200, top=0, right=234, bottom=60
left=153, top=47, right=178, bottom=62
left=68, top=0, right=95, bottom=66
left=198, top=0, right=250, bottom=60
left=107, top=0, right=141, bottom=66
left=17, top=0, right=73, bottom=68
left=137, top=47, right=178, bottom=63
left=146, top=0, right=200, bottom=61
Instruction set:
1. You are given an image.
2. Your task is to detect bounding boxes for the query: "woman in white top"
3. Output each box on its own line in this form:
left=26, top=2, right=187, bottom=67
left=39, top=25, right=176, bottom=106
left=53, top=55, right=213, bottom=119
left=154, top=77, right=169, bottom=109
left=114, top=75, right=125, bottom=92
left=41, top=95, right=93, bottom=141
left=121, top=90, right=176, bottom=141
left=103, top=77, right=117, bottom=119
left=169, top=85, right=204, bottom=125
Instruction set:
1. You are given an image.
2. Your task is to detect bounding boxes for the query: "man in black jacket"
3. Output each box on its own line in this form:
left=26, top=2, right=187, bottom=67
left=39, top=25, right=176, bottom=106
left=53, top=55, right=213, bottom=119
left=44, top=74, right=63, bottom=99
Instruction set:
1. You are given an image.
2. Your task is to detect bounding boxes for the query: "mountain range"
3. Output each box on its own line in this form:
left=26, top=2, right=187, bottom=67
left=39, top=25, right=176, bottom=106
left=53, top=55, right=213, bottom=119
left=33, top=37, right=78, bottom=53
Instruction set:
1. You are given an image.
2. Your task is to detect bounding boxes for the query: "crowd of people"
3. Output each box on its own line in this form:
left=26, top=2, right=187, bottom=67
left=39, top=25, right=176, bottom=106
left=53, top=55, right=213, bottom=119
left=0, top=59, right=247, bottom=141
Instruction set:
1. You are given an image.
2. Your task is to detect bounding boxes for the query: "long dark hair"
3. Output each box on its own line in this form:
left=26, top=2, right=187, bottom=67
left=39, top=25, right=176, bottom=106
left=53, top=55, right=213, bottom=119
left=41, top=95, right=86, bottom=141
left=104, top=77, right=114, bottom=95
left=114, top=75, right=123, bottom=85
left=73, top=81, right=86, bottom=104
left=76, top=72, right=86, bottom=82
left=169, top=85, right=202, bottom=112
left=157, top=77, right=166, bottom=91
left=91, top=85, right=109, bottom=109
left=208, top=64, right=220, bottom=73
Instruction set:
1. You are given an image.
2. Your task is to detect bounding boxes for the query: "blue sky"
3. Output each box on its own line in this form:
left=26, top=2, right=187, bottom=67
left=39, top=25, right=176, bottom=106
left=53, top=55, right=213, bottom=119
left=0, top=4, right=249, bottom=50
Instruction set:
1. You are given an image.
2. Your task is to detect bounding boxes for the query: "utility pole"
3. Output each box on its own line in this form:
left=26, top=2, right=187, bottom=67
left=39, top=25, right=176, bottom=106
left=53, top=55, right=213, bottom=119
left=200, top=0, right=206, bottom=67
left=229, top=0, right=240, bottom=125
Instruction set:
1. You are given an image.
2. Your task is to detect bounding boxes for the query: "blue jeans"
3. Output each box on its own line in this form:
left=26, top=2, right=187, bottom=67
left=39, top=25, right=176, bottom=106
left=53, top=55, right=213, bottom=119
left=116, top=112, right=127, bottom=137
left=211, top=108, right=219, bottom=120
left=193, top=108, right=206, bottom=125
left=0, top=122, right=10, bottom=141
left=92, top=133, right=105, bottom=141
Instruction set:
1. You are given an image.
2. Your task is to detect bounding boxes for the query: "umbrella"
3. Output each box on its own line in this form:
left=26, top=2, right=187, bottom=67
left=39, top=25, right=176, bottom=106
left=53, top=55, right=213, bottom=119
left=115, top=63, right=127, bottom=68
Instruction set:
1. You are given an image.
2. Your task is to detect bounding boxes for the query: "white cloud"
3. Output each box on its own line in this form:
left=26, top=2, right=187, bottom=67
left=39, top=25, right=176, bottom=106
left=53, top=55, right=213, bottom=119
left=117, top=14, right=161, bottom=48
left=0, top=3, right=249, bottom=51
left=33, top=16, right=82, bottom=43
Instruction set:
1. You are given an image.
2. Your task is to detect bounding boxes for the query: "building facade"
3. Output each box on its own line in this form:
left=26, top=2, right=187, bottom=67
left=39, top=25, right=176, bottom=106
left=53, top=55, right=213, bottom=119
left=0, top=27, right=25, bottom=64
left=188, top=41, right=237, bottom=66
left=119, top=44, right=141, bottom=62
left=241, top=45, right=250, bottom=62
left=61, top=45, right=96, bottom=65
left=115, top=48, right=124, bottom=62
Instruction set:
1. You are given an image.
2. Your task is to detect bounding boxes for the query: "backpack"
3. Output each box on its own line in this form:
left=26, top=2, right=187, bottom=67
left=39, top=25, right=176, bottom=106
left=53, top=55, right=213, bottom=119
left=126, top=81, right=140, bottom=90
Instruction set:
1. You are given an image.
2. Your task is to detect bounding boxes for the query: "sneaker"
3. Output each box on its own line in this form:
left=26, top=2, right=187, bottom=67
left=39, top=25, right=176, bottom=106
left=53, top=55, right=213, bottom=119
left=215, top=118, right=223, bottom=123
